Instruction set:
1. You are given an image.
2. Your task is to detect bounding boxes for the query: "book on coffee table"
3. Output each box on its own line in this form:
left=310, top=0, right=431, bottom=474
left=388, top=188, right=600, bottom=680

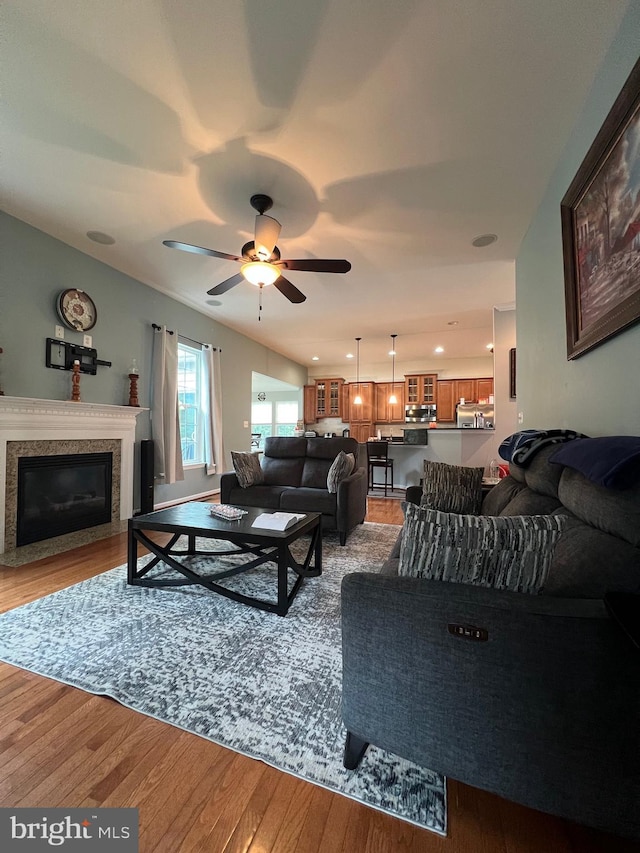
left=251, top=512, right=306, bottom=531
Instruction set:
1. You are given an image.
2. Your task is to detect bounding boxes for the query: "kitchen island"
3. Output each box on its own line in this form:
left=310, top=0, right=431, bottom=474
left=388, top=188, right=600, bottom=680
left=364, top=429, right=498, bottom=490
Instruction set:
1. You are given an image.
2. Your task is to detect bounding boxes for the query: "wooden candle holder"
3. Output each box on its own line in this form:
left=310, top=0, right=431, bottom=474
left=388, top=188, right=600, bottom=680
left=128, top=373, right=139, bottom=407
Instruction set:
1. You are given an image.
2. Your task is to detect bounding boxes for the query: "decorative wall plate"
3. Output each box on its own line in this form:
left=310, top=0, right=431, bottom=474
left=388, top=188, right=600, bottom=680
left=56, top=289, right=97, bottom=331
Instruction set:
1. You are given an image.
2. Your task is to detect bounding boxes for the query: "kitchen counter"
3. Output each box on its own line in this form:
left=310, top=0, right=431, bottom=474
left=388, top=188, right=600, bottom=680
left=363, top=429, right=498, bottom=489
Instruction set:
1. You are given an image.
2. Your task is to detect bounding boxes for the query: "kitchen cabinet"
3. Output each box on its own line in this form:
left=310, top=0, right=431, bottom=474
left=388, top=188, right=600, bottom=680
left=303, top=385, right=317, bottom=424
left=405, top=374, right=437, bottom=405
left=375, top=382, right=405, bottom=423
left=436, top=380, right=456, bottom=422
left=476, top=378, right=494, bottom=402
left=312, top=378, right=344, bottom=419
left=350, top=422, right=375, bottom=443
left=348, top=382, right=374, bottom=422
left=436, top=378, right=494, bottom=421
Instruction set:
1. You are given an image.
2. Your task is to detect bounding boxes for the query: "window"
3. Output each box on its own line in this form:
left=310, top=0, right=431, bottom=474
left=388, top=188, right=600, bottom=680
left=275, top=401, right=298, bottom=436
left=251, top=401, right=272, bottom=447
left=177, top=342, right=204, bottom=464
left=251, top=399, right=300, bottom=443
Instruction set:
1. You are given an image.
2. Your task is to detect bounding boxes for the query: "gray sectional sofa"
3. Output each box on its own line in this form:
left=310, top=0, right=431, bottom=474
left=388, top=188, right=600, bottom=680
left=220, top=436, right=367, bottom=545
left=341, top=444, right=640, bottom=839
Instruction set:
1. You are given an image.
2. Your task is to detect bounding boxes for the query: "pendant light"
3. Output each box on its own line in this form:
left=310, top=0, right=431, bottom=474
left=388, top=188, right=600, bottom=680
left=389, top=334, right=398, bottom=404
left=353, top=337, right=362, bottom=405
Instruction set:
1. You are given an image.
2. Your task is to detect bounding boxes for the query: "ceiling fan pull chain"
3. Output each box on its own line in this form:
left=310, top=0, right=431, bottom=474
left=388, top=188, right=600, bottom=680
left=258, top=282, right=264, bottom=322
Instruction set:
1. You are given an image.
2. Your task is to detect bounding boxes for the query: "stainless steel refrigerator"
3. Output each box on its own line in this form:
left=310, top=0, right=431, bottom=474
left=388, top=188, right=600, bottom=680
left=456, top=403, right=495, bottom=429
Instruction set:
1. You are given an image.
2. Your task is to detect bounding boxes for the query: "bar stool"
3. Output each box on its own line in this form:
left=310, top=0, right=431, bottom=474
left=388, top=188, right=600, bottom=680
left=367, top=441, right=394, bottom=497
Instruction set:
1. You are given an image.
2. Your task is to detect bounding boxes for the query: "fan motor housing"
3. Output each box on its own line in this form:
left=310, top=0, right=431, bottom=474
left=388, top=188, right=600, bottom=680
left=241, top=242, right=281, bottom=263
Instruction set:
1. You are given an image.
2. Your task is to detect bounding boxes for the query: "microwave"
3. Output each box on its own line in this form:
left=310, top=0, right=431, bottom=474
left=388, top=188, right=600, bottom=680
left=405, top=405, right=436, bottom=423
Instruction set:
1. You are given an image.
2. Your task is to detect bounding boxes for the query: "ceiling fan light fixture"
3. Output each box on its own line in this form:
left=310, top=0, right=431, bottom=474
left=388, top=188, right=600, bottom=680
left=254, top=213, right=282, bottom=260
left=241, top=261, right=281, bottom=286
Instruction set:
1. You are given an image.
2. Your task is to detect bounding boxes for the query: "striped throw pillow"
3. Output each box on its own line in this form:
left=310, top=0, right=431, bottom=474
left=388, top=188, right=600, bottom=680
left=231, top=451, right=265, bottom=488
left=421, top=460, right=484, bottom=515
left=399, top=503, right=567, bottom=594
left=327, top=451, right=355, bottom=493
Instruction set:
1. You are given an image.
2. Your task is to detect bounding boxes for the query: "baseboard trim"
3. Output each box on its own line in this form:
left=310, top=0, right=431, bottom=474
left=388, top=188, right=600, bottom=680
left=150, top=489, right=221, bottom=512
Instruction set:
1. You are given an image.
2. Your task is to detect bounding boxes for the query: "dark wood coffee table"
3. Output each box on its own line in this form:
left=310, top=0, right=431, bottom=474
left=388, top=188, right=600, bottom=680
left=127, top=503, right=322, bottom=616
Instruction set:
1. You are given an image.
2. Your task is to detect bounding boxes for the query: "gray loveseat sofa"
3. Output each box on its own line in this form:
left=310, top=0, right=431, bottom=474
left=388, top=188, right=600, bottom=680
left=341, top=444, right=640, bottom=839
left=221, top=436, right=367, bottom=545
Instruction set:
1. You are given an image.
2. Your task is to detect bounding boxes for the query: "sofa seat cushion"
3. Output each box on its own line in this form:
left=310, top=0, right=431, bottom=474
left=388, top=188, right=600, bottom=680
left=399, top=503, right=567, bottom=594
left=280, top=487, right=337, bottom=516
left=224, top=484, right=291, bottom=509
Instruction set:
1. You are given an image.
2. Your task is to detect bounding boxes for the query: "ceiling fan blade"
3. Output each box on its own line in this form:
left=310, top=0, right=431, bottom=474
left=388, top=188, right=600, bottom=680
left=207, top=273, right=245, bottom=295
left=163, top=240, right=243, bottom=263
left=277, top=259, right=351, bottom=273
left=254, top=214, right=281, bottom=261
left=274, top=276, right=307, bottom=303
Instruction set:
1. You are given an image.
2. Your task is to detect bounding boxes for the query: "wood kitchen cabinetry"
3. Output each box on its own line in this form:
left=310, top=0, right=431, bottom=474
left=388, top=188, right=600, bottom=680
left=436, top=378, right=494, bottom=421
left=348, top=382, right=374, bottom=442
left=375, top=382, right=405, bottom=423
left=305, top=379, right=344, bottom=422
left=303, top=385, right=317, bottom=424
left=405, top=374, right=437, bottom=406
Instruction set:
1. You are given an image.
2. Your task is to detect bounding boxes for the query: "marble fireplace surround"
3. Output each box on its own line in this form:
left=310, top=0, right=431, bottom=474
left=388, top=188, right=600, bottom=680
left=0, top=396, right=145, bottom=555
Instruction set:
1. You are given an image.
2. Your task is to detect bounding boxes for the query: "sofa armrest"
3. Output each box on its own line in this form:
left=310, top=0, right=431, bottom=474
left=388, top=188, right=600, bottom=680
left=336, top=466, right=368, bottom=533
left=341, top=572, right=640, bottom=837
left=220, top=471, right=240, bottom=503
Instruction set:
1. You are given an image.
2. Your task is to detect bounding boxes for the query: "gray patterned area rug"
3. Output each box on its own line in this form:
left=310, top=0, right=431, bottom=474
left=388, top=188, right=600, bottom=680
left=0, top=522, right=447, bottom=836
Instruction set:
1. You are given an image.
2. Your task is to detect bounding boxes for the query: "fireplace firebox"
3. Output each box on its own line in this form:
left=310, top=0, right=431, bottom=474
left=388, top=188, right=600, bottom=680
left=17, top=453, right=113, bottom=546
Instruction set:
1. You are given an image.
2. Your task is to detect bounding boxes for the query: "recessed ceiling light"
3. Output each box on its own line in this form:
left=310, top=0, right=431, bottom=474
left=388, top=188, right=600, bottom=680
left=346, top=353, right=354, bottom=359
left=434, top=346, right=444, bottom=353
left=472, top=233, right=498, bottom=248
left=486, top=343, right=493, bottom=349
left=312, top=356, right=319, bottom=361
left=86, top=230, right=115, bottom=245
left=447, top=320, right=459, bottom=326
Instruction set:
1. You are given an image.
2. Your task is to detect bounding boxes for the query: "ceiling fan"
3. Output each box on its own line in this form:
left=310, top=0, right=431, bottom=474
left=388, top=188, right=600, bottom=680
left=163, top=194, right=351, bottom=304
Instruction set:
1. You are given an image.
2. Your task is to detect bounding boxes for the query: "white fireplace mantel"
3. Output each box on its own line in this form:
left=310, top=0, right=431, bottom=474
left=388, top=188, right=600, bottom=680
left=0, top=396, right=147, bottom=553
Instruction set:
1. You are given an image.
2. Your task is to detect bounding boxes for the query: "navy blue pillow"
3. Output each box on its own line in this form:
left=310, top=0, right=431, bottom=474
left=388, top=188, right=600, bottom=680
left=549, top=436, right=640, bottom=489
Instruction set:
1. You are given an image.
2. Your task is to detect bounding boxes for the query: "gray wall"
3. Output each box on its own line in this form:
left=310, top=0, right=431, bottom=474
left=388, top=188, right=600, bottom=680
left=516, top=5, right=640, bottom=436
left=0, top=212, right=308, bottom=507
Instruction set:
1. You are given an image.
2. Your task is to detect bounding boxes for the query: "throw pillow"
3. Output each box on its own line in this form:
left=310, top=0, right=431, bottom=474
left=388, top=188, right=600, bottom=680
left=327, top=451, right=355, bottom=493
left=231, top=451, right=265, bottom=488
left=399, top=503, right=567, bottom=594
left=421, top=460, right=484, bottom=515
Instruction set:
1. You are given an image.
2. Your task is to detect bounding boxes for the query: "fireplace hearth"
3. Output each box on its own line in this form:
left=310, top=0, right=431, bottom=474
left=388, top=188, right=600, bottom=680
left=17, top=452, right=113, bottom=546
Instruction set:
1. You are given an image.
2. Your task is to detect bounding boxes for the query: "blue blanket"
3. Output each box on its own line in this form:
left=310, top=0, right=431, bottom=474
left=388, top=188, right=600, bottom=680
left=498, top=429, right=588, bottom=467
left=549, top=436, right=640, bottom=489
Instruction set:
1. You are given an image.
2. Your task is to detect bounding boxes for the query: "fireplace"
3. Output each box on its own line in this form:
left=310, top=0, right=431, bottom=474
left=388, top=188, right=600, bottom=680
left=17, top=452, right=113, bottom=546
left=0, top=396, right=146, bottom=555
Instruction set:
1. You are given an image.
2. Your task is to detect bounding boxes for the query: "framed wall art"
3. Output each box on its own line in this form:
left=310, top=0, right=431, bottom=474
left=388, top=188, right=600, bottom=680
left=561, top=58, right=640, bottom=360
left=509, top=348, right=516, bottom=399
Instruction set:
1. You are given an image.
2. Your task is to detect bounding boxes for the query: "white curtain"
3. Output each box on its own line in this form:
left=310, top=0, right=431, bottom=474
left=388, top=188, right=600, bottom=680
left=203, top=344, right=224, bottom=476
left=151, top=326, right=184, bottom=484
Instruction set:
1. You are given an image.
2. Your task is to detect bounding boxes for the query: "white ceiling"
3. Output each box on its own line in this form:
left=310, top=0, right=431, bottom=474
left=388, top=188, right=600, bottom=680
left=1, top=0, right=629, bottom=367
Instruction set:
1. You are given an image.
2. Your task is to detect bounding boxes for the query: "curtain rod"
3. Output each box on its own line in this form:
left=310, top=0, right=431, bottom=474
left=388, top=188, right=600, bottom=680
left=152, top=323, right=220, bottom=351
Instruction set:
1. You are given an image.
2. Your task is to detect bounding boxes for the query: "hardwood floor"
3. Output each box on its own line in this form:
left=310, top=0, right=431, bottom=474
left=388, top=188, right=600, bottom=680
left=0, top=497, right=633, bottom=852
